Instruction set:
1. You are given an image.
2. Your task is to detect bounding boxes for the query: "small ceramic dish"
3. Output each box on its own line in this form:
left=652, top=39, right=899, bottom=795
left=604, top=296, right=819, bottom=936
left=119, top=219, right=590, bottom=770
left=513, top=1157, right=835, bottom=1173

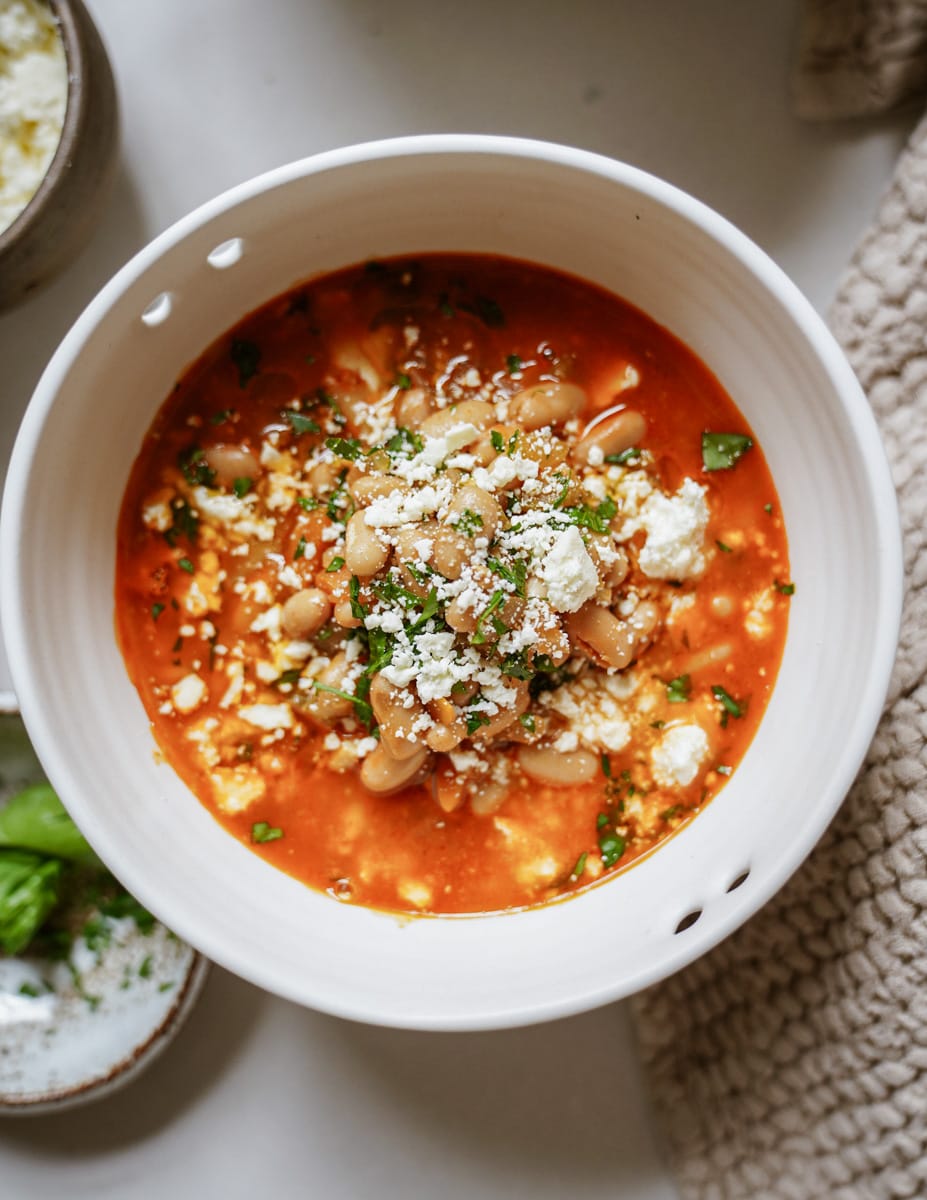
left=0, top=0, right=118, bottom=310
left=0, top=136, right=903, bottom=1030
left=0, top=714, right=208, bottom=1113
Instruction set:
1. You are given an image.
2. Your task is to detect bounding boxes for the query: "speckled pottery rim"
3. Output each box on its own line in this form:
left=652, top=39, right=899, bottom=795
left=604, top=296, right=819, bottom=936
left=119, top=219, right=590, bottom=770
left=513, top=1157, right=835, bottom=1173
left=0, top=0, right=118, bottom=309
left=0, top=955, right=210, bottom=1116
left=0, top=713, right=209, bottom=1113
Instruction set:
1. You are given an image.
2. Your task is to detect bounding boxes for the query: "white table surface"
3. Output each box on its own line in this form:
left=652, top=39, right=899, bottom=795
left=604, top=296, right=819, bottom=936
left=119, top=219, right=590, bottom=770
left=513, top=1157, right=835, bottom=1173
left=0, top=2, right=916, bottom=1196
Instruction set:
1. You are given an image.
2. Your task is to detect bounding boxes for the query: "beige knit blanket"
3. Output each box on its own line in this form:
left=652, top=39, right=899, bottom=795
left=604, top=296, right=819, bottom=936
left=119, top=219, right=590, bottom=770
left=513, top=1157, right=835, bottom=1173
left=632, top=6, right=927, bottom=1197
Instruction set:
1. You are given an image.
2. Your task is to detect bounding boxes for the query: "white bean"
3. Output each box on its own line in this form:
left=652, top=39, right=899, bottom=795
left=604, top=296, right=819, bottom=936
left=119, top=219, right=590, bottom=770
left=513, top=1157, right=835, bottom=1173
left=345, top=511, right=389, bottom=576
left=420, top=400, right=495, bottom=437
left=360, top=743, right=431, bottom=794
left=281, top=588, right=331, bottom=639
left=517, top=745, right=599, bottom=786
left=575, top=409, right=646, bottom=465
left=204, top=444, right=260, bottom=488
left=369, top=675, right=426, bottom=761
left=566, top=600, right=659, bottom=670
left=446, top=483, right=505, bottom=542
left=510, top=382, right=587, bottom=430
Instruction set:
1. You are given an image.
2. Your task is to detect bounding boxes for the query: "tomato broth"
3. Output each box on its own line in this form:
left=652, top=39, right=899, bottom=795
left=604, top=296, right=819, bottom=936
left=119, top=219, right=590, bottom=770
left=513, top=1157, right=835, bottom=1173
left=116, top=255, right=790, bottom=914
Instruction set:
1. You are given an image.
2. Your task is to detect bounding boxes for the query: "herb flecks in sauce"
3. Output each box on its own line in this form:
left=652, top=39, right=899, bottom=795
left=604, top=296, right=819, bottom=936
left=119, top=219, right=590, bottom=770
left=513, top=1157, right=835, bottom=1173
left=115, top=255, right=790, bottom=916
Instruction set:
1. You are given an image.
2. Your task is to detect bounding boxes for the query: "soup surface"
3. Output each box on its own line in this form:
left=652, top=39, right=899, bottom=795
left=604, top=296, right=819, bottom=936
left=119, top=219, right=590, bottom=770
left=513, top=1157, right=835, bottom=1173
left=116, top=255, right=791, bottom=915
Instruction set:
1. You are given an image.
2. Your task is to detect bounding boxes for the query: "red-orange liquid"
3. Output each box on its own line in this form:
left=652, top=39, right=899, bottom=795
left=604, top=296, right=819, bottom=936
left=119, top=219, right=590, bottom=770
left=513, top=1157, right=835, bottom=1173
left=116, top=256, right=790, bottom=914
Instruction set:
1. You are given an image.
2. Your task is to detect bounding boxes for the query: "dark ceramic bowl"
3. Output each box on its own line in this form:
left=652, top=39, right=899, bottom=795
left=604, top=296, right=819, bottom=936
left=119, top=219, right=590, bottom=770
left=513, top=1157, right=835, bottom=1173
left=0, top=0, right=118, bottom=310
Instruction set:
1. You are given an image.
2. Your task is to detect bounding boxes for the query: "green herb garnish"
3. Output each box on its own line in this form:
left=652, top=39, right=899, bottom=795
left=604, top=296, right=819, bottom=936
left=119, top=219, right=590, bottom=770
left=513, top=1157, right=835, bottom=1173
left=233, top=476, right=252, bottom=499
left=326, top=556, right=344, bottom=572
left=231, top=338, right=261, bottom=387
left=282, top=409, right=321, bottom=436
left=456, top=509, right=484, bottom=537
left=702, top=432, right=753, bottom=471
left=490, top=430, right=505, bottom=453
left=326, top=436, right=362, bottom=461
left=466, top=711, right=491, bottom=736
left=178, top=557, right=195, bottom=574
left=506, top=354, right=522, bottom=374
left=666, top=674, right=691, bottom=703
left=712, top=685, right=744, bottom=724
left=774, top=579, right=795, bottom=595
left=598, top=831, right=626, bottom=869
left=251, top=822, right=284, bottom=844
left=151, top=603, right=165, bottom=621
left=604, top=447, right=641, bottom=465
left=178, top=447, right=216, bottom=488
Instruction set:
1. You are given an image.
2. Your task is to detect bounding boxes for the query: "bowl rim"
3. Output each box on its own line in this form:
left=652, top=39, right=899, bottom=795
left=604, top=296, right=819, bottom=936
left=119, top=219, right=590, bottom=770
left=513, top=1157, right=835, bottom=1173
left=0, top=135, right=905, bottom=1028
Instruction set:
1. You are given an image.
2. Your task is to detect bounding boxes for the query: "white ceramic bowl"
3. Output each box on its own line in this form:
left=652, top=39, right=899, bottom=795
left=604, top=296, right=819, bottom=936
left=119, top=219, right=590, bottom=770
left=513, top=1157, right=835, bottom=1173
left=0, top=136, right=902, bottom=1030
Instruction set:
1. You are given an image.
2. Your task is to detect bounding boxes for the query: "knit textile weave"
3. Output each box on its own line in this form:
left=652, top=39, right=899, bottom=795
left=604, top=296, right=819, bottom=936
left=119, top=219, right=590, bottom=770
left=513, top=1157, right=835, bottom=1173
left=631, top=89, right=927, bottom=1200
left=793, top=0, right=927, bottom=118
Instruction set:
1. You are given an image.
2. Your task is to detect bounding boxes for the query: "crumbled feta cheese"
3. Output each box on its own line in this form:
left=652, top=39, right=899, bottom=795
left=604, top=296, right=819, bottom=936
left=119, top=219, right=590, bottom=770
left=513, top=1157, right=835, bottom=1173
left=636, top=478, right=709, bottom=580
left=171, top=673, right=207, bottom=714
left=539, top=525, right=599, bottom=613
left=239, top=703, right=293, bottom=731
left=651, top=723, right=709, bottom=788
left=211, top=766, right=265, bottom=814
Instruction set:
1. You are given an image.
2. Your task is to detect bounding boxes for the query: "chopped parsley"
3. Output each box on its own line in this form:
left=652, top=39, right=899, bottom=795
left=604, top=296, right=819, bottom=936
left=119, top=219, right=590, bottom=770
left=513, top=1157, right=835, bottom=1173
left=506, top=354, right=523, bottom=374
left=716, top=539, right=733, bottom=554
left=251, top=822, right=284, bottom=844
left=604, top=447, right=641, bottom=465
left=702, top=431, right=753, bottom=471
left=455, top=508, right=484, bottom=537
left=598, top=830, right=626, bottom=868
left=394, top=372, right=412, bottom=390
left=151, top=603, right=165, bottom=621
left=501, top=652, right=533, bottom=681
left=349, top=575, right=367, bottom=622
left=601, top=754, right=612, bottom=778
left=178, top=447, right=216, bottom=488
left=563, top=495, right=617, bottom=534
left=177, top=557, right=194, bottom=574
left=712, top=685, right=744, bottom=726
left=774, top=579, right=795, bottom=595
left=571, top=852, right=588, bottom=879
left=471, top=589, right=506, bottom=645
left=311, top=680, right=373, bottom=727
left=282, top=409, right=321, bottom=436
left=386, top=427, right=424, bottom=456
left=490, top=430, right=505, bottom=453
left=466, top=710, right=491, bottom=736
left=231, top=337, right=261, bottom=387
left=297, top=496, right=319, bottom=511
left=326, top=556, right=345, bottom=572
left=232, top=476, right=252, bottom=498
left=486, top=556, right=527, bottom=597
left=294, top=538, right=307, bottom=561
left=519, top=712, right=536, bottom=733
left=325, top=436, right=362, bottom=461
left=666, top=674, right=691, bottom=703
